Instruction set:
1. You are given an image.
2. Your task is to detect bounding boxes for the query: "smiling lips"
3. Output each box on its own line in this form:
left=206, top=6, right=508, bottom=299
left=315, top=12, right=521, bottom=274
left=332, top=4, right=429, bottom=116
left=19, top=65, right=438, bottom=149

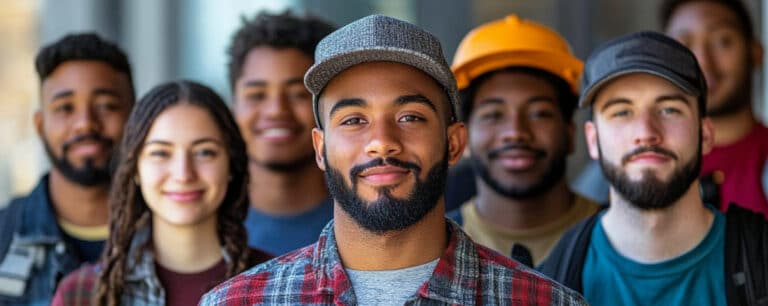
left=494, top=150, right=539, bottom=171
left=626, top=152, right=672, bottom=165
left=257, top=127, right=298, bottom=142
left=68, top=141, right=106, bottom=156
left=164, top=190, right=204, bottom=202
left=358, top=166, right=410, bottom=186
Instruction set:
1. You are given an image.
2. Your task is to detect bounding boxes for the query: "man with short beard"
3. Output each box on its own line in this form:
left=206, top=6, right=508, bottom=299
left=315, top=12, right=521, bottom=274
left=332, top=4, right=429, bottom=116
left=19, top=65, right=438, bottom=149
left=227, top=11, right=336, bottom=255
left=0, top=33, right=134, bottom=305
left=202, top=15, right=586, bottom=306
left=447, top=15, right=599, bottom=267
left=662, top=0, right=768, bottom=217
left=539, top=31, right=768, bottom=305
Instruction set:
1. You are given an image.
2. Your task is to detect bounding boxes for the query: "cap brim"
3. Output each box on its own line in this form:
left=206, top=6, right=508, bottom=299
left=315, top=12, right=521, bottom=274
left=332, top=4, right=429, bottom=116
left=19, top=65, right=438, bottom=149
left=579, top=64, right=702, bottom=108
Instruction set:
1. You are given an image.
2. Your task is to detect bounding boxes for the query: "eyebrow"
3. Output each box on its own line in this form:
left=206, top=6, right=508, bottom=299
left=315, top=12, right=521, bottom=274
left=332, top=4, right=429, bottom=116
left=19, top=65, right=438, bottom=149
left=599, top=93, right=691, bottom=112
left=394, top=94, right=437, bottom=113
left=328, top=98, right=366, bottom=119
left=242, top=78, right=304, bottom=88
left=50, top=88, right=122, bottom=101
left=475, top=95, right=556, bottom=108
left=144, top=138, right=224, bottom=147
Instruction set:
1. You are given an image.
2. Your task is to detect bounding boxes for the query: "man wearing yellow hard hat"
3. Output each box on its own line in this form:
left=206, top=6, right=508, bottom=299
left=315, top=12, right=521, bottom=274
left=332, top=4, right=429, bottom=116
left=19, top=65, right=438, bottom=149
left=447, top=15, right=599, bottom=267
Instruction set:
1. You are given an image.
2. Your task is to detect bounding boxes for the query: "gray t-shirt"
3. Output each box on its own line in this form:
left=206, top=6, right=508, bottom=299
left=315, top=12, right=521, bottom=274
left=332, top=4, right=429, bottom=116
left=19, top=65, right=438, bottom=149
left=345, top=258, right=439, bottom=306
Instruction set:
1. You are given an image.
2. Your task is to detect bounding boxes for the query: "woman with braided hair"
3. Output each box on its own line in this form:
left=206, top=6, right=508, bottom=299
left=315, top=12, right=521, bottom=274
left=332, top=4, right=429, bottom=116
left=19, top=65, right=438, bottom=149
left=51, top=80, right=272, bottom=306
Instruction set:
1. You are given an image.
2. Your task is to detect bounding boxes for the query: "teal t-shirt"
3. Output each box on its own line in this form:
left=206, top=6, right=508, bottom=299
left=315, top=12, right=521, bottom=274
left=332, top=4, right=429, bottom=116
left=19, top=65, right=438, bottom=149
left=583, top=207, right=726, bottom=306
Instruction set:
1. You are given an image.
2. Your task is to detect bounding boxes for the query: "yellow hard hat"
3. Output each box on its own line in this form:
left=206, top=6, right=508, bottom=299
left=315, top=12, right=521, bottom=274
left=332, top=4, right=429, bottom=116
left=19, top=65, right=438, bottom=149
left=452, top=15, right=583, bottom=93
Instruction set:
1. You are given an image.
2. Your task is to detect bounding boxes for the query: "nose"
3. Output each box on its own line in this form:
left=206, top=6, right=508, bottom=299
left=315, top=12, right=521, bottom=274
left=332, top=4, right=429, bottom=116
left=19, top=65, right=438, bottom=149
left=171, top=152, right=197, bottom=183
left=633, top=112, right=663, bottom=147
left=364, top=120, right=403, bottom=158
left=498, top=112, right=532, bottom=144
left=262, top=92, right=291, bottom=119
left=72, top=106, right=100, bottom=134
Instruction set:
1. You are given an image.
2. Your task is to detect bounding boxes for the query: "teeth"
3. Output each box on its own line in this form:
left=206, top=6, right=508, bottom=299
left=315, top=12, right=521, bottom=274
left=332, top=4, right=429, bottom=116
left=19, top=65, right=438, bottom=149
left=262, top=128, right=292, bottom=137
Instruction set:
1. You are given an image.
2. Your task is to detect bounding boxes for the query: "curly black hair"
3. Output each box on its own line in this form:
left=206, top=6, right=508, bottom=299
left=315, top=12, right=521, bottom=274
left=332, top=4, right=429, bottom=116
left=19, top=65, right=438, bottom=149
left=459, top=67, right=578, bottom=123
left=660, top=0, right=755, bottom=40
left=35, top=32, right=135, bottom=100
left=226, top=10, right=335, bottom=90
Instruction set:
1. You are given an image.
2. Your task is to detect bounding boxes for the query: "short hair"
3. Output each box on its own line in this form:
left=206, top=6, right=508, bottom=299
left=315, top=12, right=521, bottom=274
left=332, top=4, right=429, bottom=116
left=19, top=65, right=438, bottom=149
left=35, top=33, right=135, bottom=99
left=226, top=10, right=335, bottom=90
left=459, top=67, right=578, bottom=123
left=660, top=0, right=755, bottom=40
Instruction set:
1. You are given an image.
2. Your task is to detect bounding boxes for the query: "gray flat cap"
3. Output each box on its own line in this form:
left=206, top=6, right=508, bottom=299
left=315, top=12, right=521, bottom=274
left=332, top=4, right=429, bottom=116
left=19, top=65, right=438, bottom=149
left=580, top=31, right=706, bottom=108
left=305, top=14, right=459, bottom=128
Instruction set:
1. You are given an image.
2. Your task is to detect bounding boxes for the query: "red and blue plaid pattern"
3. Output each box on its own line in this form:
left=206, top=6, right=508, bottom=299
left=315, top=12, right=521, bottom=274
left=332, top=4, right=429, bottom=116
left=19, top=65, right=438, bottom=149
left=201, top=219, right=586, bottom=305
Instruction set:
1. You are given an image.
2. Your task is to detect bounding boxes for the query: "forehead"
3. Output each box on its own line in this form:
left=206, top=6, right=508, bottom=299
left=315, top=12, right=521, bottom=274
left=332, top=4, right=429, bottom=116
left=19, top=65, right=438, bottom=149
left=239, top=47, right=313, bottom=81
left=474, top=71, right=558, bottom=101
left=666, top=1, right=742, bottom=34
left=593, top=73, right=691, bottom=107
left=146, top=104, right=223, bottom=141
left=319, top=61, right=448, bottom=111
left=41, top=60, right=130, bottom=95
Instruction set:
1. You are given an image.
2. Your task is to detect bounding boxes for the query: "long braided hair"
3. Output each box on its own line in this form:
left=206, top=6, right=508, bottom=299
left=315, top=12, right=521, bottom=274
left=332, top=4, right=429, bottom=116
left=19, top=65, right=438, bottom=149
left=95, top=80, right=255, bottom=305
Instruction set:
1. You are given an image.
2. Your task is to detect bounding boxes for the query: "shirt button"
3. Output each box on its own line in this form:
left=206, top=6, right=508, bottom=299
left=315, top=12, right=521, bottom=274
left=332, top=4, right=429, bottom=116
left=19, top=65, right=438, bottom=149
left=55, top=242, right=66, bottom=255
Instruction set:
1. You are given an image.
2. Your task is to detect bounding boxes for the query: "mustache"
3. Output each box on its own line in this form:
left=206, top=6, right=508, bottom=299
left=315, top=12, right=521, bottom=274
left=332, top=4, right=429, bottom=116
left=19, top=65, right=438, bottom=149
left=62, top=133, right=114, bottom=154
left=621, top=146, right=678, bottom=165
left=487, top=144, right=546, bottom=160
left=350, top=157, right=422, bottom=178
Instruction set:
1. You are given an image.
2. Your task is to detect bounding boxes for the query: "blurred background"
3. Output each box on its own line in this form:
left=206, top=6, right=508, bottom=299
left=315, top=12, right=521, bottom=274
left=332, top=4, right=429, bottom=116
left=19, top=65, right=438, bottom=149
left=1, top=0, right=765, bottom=205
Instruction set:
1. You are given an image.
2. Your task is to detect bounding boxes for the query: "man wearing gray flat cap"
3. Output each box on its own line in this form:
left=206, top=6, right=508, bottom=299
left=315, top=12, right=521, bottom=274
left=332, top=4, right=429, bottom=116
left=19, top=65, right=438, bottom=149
left=539, top=31, right=768, bottom=306
left=202, top=14, right=586, bottom=306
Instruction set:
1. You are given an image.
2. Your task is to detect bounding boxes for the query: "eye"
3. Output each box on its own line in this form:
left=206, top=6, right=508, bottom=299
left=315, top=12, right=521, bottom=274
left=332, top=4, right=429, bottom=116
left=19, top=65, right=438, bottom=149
left=147, top=149, right=171, bottom=159
left=194, top=148, right=219, bottom=159
left=340, top=116, right=366, bottom=126
left=286, top=90, right=311, bottom=102
left=247, top=92, right=267, bottom=103
left=95, top=101, right=121, bottom=113
left=398, top=114, right=424, bottom=123
left=477, top=110, right=503, bottom=122
left=53, top=103, right=74, bottom=114
left=609, top=109, right=630, bottom=118
left=530, top=110, right=555, bottom=119
left=660, top=107, right=682, bottom=115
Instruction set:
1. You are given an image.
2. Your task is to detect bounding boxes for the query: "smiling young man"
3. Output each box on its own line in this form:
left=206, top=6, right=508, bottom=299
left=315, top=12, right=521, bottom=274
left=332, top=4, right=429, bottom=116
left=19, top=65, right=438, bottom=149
left=539, top=31, right=768, bottom=306
left=227, top=11, right=336, bottom=255
left=662, top=0, right=768, bottom=217
left=202, top=15, right=586, bottom=306
left=448, top=15, right=599, bottom=267
left=0, top=33, right=134, bottom=305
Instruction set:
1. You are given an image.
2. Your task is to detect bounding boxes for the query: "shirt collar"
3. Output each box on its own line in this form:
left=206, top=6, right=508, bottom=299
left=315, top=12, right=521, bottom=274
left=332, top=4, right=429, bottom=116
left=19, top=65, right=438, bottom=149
left=311, top=219, right=481, bottom=305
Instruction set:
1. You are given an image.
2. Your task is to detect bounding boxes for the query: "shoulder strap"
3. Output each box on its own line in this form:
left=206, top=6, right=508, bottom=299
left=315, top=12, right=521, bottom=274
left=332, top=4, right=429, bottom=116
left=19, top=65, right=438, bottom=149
left=725, top=205, right=768, bottom=305
left=538, top=205, right=605, bottom=292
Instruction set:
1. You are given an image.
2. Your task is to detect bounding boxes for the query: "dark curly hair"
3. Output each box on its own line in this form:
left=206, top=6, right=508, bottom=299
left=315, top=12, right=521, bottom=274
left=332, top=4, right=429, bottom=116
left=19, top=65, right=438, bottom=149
left=660, top=0, right=755, bottom=40
left=35, top=32, right=135, bottom=100
left=226, top=10, right=335, bottom=90
left=459, top=67, right=578, bottom=123
left=95, top=81, right=255, bottom=306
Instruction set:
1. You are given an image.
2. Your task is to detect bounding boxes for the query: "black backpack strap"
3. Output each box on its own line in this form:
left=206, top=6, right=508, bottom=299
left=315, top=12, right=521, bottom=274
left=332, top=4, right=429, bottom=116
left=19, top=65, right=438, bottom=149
left=538, top=205, right=605, bottom=292
left=725, top=205, right=768, bottom=305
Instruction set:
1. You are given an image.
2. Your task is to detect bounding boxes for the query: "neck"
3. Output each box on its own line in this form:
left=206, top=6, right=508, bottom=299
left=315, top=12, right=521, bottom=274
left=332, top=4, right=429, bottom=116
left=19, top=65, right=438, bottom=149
left=474, top=179, right=574, bottom=230
left=248, top=162, right=328, bottom=215
left=709, top=105, right=756, bottom=145
left=602, top=181, right=714, bottom=263
left=48, top=170, right=110, bottom=226
left=152, top=215, right=222, bottom=273
left=334, top=202, right=447, bottom=270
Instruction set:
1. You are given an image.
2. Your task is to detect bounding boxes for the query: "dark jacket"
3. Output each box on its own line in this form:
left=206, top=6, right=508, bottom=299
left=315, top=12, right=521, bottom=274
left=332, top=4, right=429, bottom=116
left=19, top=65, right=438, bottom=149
left=538, top=205, right=768, bottom=305
left=0, top=175, right=91, bottom=306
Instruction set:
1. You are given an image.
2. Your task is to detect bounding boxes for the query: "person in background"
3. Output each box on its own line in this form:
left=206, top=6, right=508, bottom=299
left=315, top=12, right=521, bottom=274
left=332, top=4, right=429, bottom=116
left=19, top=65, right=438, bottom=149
left=51, top=81, right=272, bottom=306
left=0, top=33, right=134, bottom=306
left=540, top=31, right=768, bottom=306
left=201, top=15, right=587, bottom=305
left=662, top=0, right=768, bottom=217
left=448, top=15, right=599, bottom=267
left=227, top=11, right=337, bottom=255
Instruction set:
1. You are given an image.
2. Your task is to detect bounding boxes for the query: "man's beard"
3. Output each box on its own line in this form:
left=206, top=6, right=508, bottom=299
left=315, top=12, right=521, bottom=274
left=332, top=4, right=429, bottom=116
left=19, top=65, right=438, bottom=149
left=249, top=152, right=317, bottom=173
left=469, top=139, right=567, bottom=199
left=42, top=133, right=114, bottom=187
left=707, top=60, right=752, bottom=117
left=599, top=139, right=701, bottom=210
left=324, top=147, right=448, bottom=234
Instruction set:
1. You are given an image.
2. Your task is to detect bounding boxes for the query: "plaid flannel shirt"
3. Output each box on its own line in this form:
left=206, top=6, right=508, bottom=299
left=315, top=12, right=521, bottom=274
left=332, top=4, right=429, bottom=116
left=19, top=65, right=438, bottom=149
left=201, top=219, right=586, bottom=305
